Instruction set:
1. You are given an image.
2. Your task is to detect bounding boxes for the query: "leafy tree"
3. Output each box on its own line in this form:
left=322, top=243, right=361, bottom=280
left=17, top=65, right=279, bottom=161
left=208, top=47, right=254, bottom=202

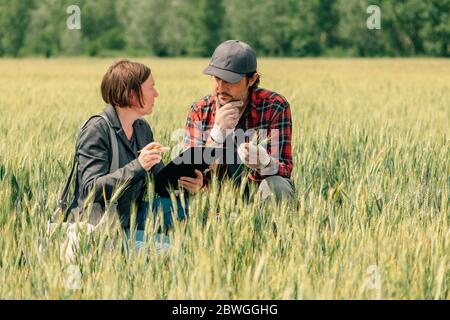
left=0, top=0, right=34, bottom=56
left=0, top=0, right=448, bottom=57
left=290, top=0, right=323, bottom=56
left=338, top=0, right=387, bottom=56
left=159, top=0, right=190, bottom=56
left=185, top=0, right=225, bottom=56
left=421, top=0, right=450, bottom=56
left=315, top=0, right=340, bottom=51
left=23, top=0, right=68, bottom=57
left=82, top=0, right=125, bottom=56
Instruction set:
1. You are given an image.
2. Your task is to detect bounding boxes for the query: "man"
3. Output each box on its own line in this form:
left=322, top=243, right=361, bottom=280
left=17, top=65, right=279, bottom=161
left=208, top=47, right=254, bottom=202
left=184, top=40, right=294, bottom=202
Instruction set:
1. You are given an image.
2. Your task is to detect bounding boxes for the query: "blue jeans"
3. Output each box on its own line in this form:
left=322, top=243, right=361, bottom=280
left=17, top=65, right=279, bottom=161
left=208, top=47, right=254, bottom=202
left=151, top=196, right=189, bottom=231
left=124, top=229, right=171, bottom=254
left=125, top=196, right=188, bottom=252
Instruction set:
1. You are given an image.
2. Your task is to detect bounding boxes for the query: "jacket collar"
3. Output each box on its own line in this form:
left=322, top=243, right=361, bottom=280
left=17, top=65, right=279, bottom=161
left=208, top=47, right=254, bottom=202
left=102, top=104, right=145, bottom=157
left=103, top=104, right=123, bottom=130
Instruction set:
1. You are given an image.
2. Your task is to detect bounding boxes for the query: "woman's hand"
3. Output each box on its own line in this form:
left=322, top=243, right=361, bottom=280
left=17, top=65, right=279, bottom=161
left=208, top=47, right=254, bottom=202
left=138, top=142, right=167, bottom=171
left=179, top=169, right=204, bottom=194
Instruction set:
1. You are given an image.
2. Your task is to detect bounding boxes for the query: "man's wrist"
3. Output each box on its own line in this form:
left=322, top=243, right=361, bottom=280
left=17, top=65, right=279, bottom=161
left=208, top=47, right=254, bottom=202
left=210, top=125, right=225, bottom=144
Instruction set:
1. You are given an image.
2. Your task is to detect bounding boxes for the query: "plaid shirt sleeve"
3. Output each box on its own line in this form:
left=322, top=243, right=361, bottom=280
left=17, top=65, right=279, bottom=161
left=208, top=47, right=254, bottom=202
left=184, top=102, right=206, bottom=148
left=268, top=102, right=293, bottom=178
left=252, top=97, right=293, bottom=180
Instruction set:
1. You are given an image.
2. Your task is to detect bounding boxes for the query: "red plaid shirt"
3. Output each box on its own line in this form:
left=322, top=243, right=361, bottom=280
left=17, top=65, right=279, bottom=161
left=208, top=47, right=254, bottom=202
left=184, top=88, right=293, bottom=182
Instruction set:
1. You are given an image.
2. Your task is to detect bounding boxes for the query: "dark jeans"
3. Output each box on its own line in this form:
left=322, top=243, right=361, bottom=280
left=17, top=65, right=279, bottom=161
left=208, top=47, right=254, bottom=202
left=124, top=196, right=188, bottom=253
left=134, top=196, right=189, bottom=231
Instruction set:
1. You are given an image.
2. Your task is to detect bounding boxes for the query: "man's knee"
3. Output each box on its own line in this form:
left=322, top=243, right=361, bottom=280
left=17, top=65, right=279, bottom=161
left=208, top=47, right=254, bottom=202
left=258, top=176, right=294, bottom=202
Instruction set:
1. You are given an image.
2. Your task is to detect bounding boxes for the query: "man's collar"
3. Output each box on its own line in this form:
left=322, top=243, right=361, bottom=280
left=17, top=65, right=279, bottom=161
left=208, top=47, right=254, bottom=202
left=241, top=89, right=257, bottom=118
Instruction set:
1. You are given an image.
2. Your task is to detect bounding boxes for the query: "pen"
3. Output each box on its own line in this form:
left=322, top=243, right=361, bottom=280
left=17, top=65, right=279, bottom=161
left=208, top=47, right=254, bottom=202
left=137, top=144, right=169, bottom=154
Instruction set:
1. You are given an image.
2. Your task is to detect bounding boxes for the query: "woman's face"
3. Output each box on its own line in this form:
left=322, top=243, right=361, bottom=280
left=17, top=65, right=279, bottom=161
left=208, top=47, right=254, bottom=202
left=133, top=74, right=158, bottom=115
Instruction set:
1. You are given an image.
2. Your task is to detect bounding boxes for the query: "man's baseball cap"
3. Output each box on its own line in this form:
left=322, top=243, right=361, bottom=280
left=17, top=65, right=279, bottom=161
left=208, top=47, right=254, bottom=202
left=203, top=40, right=257, bottom=84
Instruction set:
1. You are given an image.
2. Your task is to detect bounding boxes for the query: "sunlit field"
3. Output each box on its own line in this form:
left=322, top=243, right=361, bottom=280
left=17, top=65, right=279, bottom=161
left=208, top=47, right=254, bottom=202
left=0, top=58, right=448, bottom=299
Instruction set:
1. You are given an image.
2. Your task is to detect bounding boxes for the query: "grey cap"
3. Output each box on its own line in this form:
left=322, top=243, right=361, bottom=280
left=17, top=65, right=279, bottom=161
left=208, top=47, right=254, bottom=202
left=203, top=40, right=257, bottom=83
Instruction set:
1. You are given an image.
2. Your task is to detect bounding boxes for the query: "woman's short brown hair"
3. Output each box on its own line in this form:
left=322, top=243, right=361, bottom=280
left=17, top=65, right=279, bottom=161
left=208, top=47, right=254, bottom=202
left=101, top=59, right=151, bottom=108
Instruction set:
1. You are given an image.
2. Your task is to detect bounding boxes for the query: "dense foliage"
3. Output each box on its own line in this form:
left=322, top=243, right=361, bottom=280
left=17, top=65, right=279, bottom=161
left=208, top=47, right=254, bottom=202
left=0, top=0, right=449, bottom=57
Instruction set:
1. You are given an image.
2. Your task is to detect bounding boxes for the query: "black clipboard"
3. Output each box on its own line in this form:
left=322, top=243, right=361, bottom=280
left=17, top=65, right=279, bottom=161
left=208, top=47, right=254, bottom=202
left=154, top=146, right=226, bottom=197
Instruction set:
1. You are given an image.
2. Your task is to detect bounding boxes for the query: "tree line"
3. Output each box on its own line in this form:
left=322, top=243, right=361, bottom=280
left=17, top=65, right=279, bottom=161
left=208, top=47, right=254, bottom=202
left=0, top=0, right=448, bottom=58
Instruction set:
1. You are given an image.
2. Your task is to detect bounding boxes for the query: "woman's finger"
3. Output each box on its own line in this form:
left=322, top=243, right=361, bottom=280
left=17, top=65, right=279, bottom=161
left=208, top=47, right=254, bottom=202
left=179, top=176, right=198, bottom=184
left=140, top=150, right=156, bottom=158
left=143, top=155, right=161, bottom=163
left=143, top=142, right=162, bottom=151
left=141, top=146, right=169, bottom=156
left=158, top=146, right=171, bottom=153
left=179, top=180, right=195, bottom=187
left=147, top=149, right=163, bottom=155
left=180, top=178, right=201, bottom=188
left=146, top=154, right=162, bottom=161
left=178, top=181, right=196, bottom=192
left=194, top=169, right=203, bottom=179
left=142, top=155, right=161, bottom=161
left=143, top=152, right=162, bottom=159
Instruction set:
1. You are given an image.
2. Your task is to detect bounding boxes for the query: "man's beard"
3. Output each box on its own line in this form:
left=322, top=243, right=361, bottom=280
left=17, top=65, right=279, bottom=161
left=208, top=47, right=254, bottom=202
left=217, top=92, right=233, bottom=106
left=217, top=92, right=244, bottom=107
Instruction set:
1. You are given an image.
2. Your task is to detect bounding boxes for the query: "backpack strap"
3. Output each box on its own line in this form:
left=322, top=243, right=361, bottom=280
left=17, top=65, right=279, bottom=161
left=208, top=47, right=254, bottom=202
left=56, top=114, right=119, bottom=221
left=58, top=153, right=77, bottom=213
left=99, top=114, right=119, bottom=173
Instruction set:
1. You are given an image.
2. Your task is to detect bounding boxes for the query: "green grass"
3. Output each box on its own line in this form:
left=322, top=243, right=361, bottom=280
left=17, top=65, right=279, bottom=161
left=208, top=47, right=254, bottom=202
left=0, top=58, right=448, bottom=299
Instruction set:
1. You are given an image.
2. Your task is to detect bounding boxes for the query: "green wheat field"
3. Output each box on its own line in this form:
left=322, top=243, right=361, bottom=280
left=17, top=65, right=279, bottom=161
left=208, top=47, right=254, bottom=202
left=0, top=58, right=448, bottom=299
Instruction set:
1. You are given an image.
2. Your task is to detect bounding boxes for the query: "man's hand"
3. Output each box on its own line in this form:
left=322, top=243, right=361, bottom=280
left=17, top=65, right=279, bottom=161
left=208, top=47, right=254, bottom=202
left=179, top=169, right=204, bottom=194
left=238, top=142, right=271, bottom=170
left=209, top=98, right=243, bottom=143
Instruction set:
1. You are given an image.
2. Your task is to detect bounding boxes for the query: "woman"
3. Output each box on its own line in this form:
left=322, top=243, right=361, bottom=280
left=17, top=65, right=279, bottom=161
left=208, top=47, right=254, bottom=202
left=70, top=60, right=204, bottom=250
